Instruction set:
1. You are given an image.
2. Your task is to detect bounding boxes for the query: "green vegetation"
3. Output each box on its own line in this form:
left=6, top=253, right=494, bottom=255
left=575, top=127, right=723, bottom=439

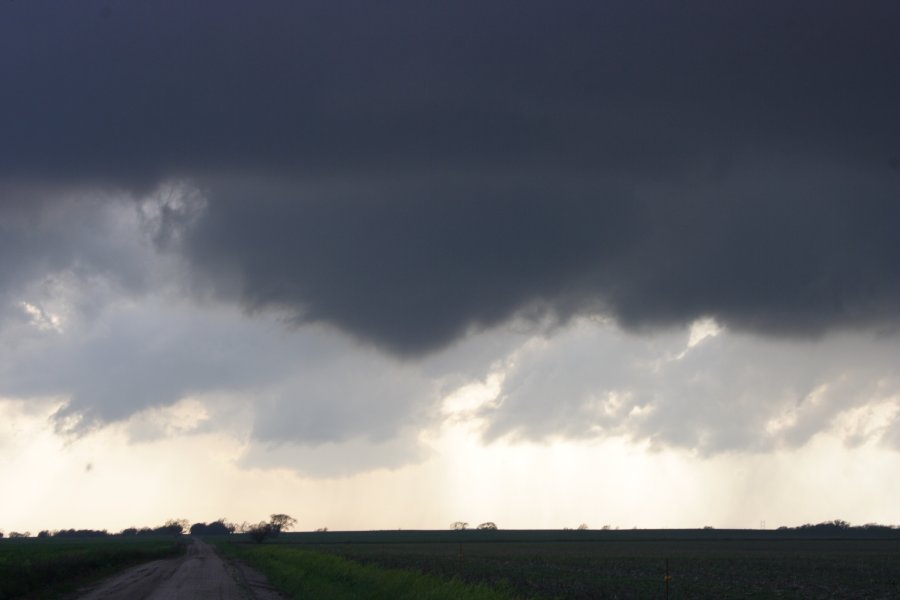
left=216, top=542, right=519, bottom=600
left=0, top=536, right=184, bottom=600
left=254, top=530, right=900, bottom=599
left=245, top=513, right=298, bottom=543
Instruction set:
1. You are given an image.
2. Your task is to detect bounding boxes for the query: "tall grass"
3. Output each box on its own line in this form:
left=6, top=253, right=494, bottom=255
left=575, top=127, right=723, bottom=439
left=217, top=543, right=520, bottom=600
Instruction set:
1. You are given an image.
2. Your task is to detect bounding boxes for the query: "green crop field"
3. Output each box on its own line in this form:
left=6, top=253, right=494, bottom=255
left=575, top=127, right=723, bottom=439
left=216, top=542, right=518, bottom=600
left=0, top=536, right=185, bottom=600
left=231, top=529, right=900, bottom=599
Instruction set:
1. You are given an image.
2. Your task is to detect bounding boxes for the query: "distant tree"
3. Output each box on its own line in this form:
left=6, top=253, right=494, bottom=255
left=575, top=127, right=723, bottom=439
left=862, top=523, right=892, bottom=532
left=233, top=521, right=250, bottom=533
left=477, top=522, right=497, bottom=530
left=166, top=519, right=190, bottom=534
left=156, top=523, right=181, bottom=535
left=37, top=530, right=51, bottom=538
left=246, top=514, right=296, bottom=544
left=224, top=520, right=240, bottom=533
left=190, top=519, right=235, bottom=536
left=451, top=521, right=469, bottom=531
left=268, top=514, right=296, bottom=536
left=315, top=527, right=328, bottom=532
left=0, top=531, right=4, bottom=539
left=9, top=531, right=30, bottom=538
left=54, top=529, right=108, bottom=538
left=830, top=519, right=850, bottom=529
left=785, top=519, right=859, bottom=532
left=247, top=522, right=274, bottom=544
left=215, top=519, right=236, bottom=534
left=130, top=520, right=186, bottom=536
left=120, top=527, right=138, bottom=536
left=577, top=523, right=589, bottom=531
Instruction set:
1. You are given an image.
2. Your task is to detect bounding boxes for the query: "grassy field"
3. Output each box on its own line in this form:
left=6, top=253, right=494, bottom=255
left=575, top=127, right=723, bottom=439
left=216, top=542, right=518, bottom=600
left=244, top=530, right=900, bottom=599
left=0, top=536, right=185, bottom=600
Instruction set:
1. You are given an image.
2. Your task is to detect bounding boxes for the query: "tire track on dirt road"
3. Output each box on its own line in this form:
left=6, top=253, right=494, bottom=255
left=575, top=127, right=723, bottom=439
left=75, top=537, right=288, bottom=600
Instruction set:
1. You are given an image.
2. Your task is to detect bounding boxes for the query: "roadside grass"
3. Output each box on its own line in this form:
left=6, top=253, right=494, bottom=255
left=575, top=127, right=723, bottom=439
left=0, top=536, right=184, bottom=600
left=216, top=542, right=522, bottom=600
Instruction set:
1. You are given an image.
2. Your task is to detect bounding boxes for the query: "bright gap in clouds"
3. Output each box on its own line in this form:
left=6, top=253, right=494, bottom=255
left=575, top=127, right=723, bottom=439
left=20, top=302, right=64, bottom=334
left=3, top=315, right=900, bottom=534
left=5, top=389, right=900, bottom=534
left=687, top=317, right=722, bottom=349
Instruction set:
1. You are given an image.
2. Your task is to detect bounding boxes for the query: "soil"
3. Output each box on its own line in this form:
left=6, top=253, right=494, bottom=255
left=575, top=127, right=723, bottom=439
left=74, top=538, right=288, bottom=600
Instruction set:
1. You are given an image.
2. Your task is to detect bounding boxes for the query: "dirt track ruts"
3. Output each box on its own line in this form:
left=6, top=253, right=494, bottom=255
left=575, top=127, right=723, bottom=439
left=75, top=537, right=287, bottom=600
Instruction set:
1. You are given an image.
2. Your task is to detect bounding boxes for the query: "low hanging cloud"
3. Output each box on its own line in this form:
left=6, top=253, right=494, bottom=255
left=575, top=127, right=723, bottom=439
left=179, top=170, right=900, bottom=356
left=1, top=198, right=899, bottom=471
left=1, top=1, right=898, bottom=355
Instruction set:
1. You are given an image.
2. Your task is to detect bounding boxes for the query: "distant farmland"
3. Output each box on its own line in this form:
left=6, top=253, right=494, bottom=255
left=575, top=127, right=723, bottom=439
left=241, top=528, right=900, bottom=599
left=6, top=527, right=900, bottom=599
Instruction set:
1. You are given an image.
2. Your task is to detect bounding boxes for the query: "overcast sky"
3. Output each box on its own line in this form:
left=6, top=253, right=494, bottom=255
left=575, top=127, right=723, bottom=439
left=2, top=1, right=900, bottom=534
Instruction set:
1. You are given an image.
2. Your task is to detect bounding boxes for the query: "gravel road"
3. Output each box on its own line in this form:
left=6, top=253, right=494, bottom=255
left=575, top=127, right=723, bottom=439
left=75, top=538, right=287, bottom=600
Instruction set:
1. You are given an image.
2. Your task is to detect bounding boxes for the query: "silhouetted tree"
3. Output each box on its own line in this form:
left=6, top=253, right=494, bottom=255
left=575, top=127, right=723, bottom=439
left=247, top=522, right=274, bottom=544
left=126, top=520, right=186, bottom=536
left=831, top=519, right=850, bottom=529
left=268, top=514, right=296, bottom=536
left=477, top=522, right=498, bottom=530
left=9, top=531, right=30, bottom=538
left=246, top=514, right=296, bottom=543
left=164, top=519, right=190, bottom=535
left=233, top=521, right=250, bottom=533
left=190, top=519, right=235, bottom=535
left=577, top=523, right=589, bottom=530
left=54, top=529, right=108, bottom=538
left=862, top=523, right=893, bottom=532
left=451, top=521, right=469, bottom=531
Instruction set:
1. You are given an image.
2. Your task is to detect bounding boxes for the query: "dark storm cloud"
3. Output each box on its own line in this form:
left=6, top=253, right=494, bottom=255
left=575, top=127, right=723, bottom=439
left=0, top=193, right=159, bottom=323
left=2, top=1, right=899, bottom=353
left=183, top=177, right=640, bottom=353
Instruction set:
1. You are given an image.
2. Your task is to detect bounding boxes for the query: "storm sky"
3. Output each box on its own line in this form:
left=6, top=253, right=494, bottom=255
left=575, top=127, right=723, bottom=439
left=2, top=1, right=900, bottom=533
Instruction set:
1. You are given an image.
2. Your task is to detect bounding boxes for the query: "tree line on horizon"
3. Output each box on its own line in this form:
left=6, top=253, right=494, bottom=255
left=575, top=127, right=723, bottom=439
left=3, top=518, right=899, bottom=539
left=776, top=519, right=897, bottom=532
left=0, top=514, right=297, bottom=540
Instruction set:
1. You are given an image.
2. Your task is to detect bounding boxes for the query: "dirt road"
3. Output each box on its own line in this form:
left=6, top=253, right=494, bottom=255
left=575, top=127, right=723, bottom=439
left=75, top=538, right=287, bottom=600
